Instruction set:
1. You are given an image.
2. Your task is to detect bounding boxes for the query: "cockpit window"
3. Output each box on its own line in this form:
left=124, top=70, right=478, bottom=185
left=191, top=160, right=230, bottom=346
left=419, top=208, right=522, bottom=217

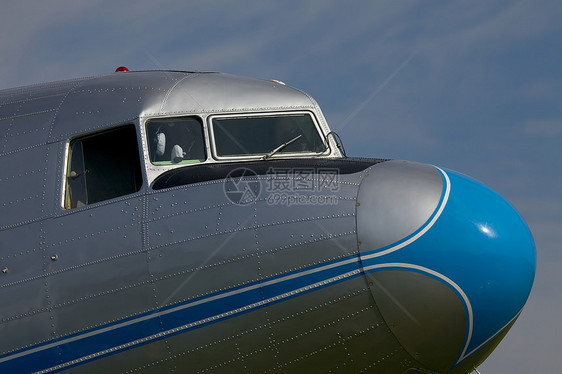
left=211, top=113, right=326, bottom=158
left=64, top=125, right=142, bottom=209
left=146, top=117, right=206, bottom=165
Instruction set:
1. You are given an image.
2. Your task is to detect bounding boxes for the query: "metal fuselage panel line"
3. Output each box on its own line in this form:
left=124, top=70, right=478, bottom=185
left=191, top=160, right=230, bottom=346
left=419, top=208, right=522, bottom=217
left=0, top=70, right=535, bottom=373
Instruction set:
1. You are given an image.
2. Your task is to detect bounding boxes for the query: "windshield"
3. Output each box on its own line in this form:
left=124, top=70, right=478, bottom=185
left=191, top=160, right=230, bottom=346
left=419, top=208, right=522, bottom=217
left=146, top=117, right=206, bottom=165
left=212, top=113, right=326, bottom=158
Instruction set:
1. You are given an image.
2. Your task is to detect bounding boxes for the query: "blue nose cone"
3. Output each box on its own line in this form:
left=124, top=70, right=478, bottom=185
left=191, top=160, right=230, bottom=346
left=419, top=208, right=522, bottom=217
left=357, top=161, right=536, bottom=371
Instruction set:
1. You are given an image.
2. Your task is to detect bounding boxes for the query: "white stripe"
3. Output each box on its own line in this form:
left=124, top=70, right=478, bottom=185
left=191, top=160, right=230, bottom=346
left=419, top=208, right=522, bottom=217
left=0, top=256, right=360, bottom=366
left=362, top=262, right=473, bottom=365
left=458, top=309, right=523, bottom=363
left=361, top=166, right=451, bottom=261
left=36, top=268, right=362, bottom=373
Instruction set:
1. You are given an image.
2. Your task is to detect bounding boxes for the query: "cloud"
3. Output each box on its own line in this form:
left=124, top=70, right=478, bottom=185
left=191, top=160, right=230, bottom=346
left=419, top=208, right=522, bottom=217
left=523, top=119, right=562, bottom=137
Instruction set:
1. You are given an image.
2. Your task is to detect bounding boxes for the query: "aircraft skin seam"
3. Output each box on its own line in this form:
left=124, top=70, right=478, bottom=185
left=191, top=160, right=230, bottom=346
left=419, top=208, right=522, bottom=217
left=199, top=320, right=384, bottom=374
left=356, top=346, right=408, bottom=373
left=356, top=167, right=474, bottom=368
left=0, top=215, right=47, bottom=231
left=0, top=215, right=355, bottom=289
left=0, top=166, right=46, bottom=183
left=48, top=178, right=359, bottom=219
left=124, top=286, right=373, bottom=373
left=160, top=75, right=196, bottom=112
left=0, top=140, right=53, bottom=159
left=0, top=234, right=358, bottom=351
left=0, top=108, right=57, bottom=123
left=0, top=256, right=365, bottom=372
left=359, top=167, right=535, bottom=368
left=0, top=92, right=67, bottom=107
left=360, top=166, right=450, bottom=261
left=53, top=192, right=145, bottom=218
left=143, top=196, right=358, bottom=223
left=71, top=87, right=168, bottom=95
left=45, top=80, right=81, bottom=142
left=148, top=214, right=356, bottom=251
left=0, top=244, right=146, bottom=290
left=2, top=192, right=42, bottom=206
left=0, top=70, right=537, bottom=373
left=0, top=227, right=356, bottom=323
left=362, top=262, right=473, bottom=367
left=49, top=116, right=141, bottom=144
left=36, top=270, right=365, bottom=373
left=146, top=201, right=357, bottom=224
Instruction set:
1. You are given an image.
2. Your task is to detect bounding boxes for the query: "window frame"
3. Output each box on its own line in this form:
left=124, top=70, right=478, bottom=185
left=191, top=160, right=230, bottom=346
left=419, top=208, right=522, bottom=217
left=62, top=124, right=143, bottom=210
left=145, top=116, right=207, bottom=166
left=208, top=111, right=328, bottom=161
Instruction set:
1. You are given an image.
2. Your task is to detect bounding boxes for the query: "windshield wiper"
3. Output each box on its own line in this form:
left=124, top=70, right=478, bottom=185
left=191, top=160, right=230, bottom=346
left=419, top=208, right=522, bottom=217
left=262, top=135, right=302, bottom=160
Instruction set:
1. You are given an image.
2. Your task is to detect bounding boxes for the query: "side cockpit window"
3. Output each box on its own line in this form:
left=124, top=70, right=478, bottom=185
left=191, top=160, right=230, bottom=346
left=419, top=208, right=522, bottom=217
left=64, top=124, right=142, bottom=209
left=146, top=117, right=206, bottom=165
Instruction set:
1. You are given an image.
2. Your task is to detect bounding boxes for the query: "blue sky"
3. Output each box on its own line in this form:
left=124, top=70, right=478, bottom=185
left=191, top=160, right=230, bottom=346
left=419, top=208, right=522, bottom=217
left=1, top=1, right=561, bottom=372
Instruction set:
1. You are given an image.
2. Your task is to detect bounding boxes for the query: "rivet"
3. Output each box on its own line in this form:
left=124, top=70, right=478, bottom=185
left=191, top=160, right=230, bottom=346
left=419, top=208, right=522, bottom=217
left=51, top=254, right=58, bottom=261
left=2, top=267, right=7, bottom=274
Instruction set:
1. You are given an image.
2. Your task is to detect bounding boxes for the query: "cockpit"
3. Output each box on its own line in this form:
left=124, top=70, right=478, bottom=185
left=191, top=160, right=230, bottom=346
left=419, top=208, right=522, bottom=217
left=146, top=112, right=326, bottom=164
left=142, top=111, right=330, bottom=184
left=146, top=117, right=206, bottom=165
left=64, top=111, right=332, bottom=209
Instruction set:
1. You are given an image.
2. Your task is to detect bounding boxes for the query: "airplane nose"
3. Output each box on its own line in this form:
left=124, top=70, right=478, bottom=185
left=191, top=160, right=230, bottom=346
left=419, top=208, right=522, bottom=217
left=356, top=160, right=536, bottom=372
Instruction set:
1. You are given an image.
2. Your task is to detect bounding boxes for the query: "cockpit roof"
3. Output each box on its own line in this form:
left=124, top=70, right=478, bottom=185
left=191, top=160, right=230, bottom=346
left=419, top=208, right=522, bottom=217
left=0, top=70, right=322, bottom=143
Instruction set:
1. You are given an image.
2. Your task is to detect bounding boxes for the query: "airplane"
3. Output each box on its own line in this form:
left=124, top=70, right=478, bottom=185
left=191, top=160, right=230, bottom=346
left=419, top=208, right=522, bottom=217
left=0, top=67, right=535, bottom=373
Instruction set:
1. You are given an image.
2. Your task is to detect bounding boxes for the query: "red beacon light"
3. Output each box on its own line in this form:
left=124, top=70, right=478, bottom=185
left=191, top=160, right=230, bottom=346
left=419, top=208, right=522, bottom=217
left=115, top=66, right=129, bottom=72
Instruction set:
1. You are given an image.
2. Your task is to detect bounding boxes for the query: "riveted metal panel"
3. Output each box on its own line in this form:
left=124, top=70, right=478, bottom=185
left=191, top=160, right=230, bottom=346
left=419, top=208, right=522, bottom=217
left=146, top=182, right=263, bottom=306
left=0, top=219, right=49, bottom=355
left=368, top=270, right=466, bottom=372
left=49, top=253, right=154, bottom=339
left=0, top=78, right=77, bottom=106
left=68, top=277, right=421, bottom=373
left=1, top=70, right=457, bottom=373
left=161, top=73, right=316, bottom=114
left=1, top=110, right=55, bottom=154
left=0, top=222, right=44, bottom=299
left=146, top=169, right=364, bottom=309
left=0, top=144, right=54, bottom=229
left=0, top=297, right=51, bottom=356
left=47, top=72, right=183, bottom=142
left=43, top=195, right=149, bottom=338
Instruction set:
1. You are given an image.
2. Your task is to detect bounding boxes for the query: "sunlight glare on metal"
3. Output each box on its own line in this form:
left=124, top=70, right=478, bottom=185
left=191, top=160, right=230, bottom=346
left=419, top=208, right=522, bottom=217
left=477, top=223, right=497, bottom=238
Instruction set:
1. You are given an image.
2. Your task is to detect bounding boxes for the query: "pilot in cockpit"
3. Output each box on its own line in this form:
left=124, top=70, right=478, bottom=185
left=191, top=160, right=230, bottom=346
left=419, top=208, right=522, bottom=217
left=148, top=118, right=205, bottom=165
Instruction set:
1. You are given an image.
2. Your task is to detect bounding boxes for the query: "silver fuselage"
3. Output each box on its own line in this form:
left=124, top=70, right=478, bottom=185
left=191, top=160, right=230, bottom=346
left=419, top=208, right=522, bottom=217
left=0, top=71, right=535, bottom=373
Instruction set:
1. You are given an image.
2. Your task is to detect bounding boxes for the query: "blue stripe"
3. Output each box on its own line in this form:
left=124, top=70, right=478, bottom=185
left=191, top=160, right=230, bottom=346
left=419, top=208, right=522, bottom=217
left=0, top=255, right=363, bottom=373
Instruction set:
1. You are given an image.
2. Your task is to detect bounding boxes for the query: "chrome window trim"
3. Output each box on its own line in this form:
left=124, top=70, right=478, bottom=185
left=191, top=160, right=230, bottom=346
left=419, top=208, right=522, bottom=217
left=208, top=111, right=328, bottom=161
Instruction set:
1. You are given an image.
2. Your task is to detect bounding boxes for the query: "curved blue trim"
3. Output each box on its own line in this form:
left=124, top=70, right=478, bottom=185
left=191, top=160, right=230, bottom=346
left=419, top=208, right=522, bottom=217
left=0, top=255, right=363, bottom=373
left=360, top=166, right=451, bottom=261
left=359, top=167, right=536, bottom=366
left=0, top=167, right=535, bottom=373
